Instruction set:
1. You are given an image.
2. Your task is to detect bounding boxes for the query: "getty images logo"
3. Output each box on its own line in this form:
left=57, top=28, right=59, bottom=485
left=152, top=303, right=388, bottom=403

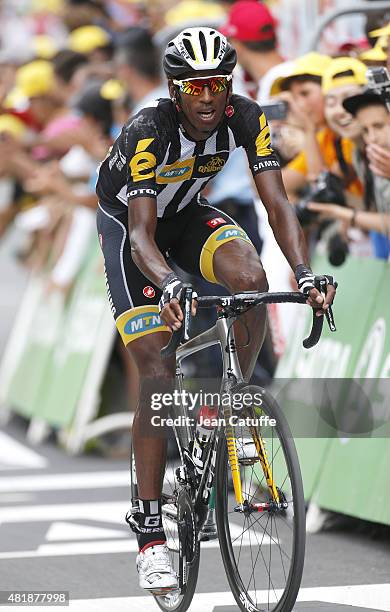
left=124, top=311, right=163, bottom=335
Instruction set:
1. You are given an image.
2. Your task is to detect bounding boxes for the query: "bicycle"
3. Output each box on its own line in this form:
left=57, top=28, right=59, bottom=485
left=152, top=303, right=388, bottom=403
left=129, top=280, right=337, bottom=612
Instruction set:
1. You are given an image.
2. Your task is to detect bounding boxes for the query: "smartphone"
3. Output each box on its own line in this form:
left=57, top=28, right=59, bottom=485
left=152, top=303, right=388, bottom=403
left=262, top=100, right=289, bottom=121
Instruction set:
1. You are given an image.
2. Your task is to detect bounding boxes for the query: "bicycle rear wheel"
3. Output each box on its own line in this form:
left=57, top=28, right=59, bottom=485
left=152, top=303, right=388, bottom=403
left=215, top=385, right=305, bottom=612
left=130, top=431, right=200, bottom=612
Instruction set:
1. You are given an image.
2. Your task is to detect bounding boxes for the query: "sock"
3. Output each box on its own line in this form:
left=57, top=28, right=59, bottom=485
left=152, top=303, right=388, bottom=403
left=137, top=498, right=166, bottom=551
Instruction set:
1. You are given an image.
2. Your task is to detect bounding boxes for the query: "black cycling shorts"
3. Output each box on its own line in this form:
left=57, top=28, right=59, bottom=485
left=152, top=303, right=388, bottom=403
left=96, top=198, right=253, bottom=345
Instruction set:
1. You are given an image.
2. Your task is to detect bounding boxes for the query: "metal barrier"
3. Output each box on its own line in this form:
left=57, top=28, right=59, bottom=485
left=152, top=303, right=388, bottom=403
left=305, top=1, right=390, bottom=52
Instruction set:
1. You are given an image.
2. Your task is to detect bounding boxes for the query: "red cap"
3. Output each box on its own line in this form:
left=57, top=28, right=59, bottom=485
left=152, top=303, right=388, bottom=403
left=220, top=1, right=277, bottom=42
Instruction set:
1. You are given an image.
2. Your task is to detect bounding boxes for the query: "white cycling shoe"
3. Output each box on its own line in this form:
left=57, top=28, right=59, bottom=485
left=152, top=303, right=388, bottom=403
left=136, top=544, right=178, bottom=595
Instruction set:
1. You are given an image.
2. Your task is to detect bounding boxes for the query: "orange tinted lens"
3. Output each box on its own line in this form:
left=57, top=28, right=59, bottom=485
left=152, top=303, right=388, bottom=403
left=180, top=80, right=203, bottom=95
left=179, top=77, right=229, bottom=95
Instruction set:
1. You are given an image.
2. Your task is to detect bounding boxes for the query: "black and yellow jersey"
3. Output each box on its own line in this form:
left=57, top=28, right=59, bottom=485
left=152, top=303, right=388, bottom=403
left=96, top=93, right=280, bottom=219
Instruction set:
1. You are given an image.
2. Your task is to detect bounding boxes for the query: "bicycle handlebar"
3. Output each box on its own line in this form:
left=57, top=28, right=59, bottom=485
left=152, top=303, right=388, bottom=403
left=160, top=283, right=336, bottom=358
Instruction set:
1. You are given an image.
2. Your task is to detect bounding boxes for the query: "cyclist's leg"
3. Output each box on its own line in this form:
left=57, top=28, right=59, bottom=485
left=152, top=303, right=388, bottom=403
left=97, top=202, right=178, bottom=590
left=172, top=200, right=268, bottom=381
left=213, top=239, right=268, bottom=380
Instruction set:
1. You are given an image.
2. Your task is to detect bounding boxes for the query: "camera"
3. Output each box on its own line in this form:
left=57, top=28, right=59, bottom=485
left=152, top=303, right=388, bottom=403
left=295, top=171, right=346, bottom=227
left=262, top=100, right=289, bottom=121
left=366, top=67, right=390, bottom=111
left=295, top=171, right=349, bottom=267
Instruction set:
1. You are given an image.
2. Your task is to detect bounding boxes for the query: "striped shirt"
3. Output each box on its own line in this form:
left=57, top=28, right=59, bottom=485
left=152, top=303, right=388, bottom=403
left=96, top=94, right=280, bottom=219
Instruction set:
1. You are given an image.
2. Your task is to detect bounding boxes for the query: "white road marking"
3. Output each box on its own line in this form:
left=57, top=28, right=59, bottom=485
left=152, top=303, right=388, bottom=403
left=11, top=584, right=390, bottom=611
left=0, top=432, right=47, bottom=469
left=0, top=470, right=130, bottom=491
left=0, top=493, right=34, bottom=502
left=0, top=501, right=129, bottom=523
left=45, top=521, right=127, bottom=542
left=0, top=501, right=275, bottom=558
left=0, top=469, right=178, bottom=491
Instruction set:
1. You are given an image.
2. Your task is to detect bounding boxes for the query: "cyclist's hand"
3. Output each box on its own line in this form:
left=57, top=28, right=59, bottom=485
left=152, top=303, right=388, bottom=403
left=295, top=265, right=337, bottom=317
left=159, top=274, right=197, bottom=331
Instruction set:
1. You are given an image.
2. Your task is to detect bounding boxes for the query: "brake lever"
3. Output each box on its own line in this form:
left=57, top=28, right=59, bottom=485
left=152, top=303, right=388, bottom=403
left=317, top=277, right=337, bottom=333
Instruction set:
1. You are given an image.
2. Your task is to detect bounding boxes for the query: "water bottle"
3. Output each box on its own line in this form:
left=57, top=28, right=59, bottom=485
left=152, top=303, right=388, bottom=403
left=191, top=405, right=218, bottom=475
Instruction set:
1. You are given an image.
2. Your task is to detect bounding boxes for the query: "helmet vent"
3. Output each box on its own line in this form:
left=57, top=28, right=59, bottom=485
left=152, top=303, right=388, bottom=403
left=199, top=30, right=207, bottom=60
left=183, top=38, right=196, bottom=60
left=214, top=36, right=221, bottom=59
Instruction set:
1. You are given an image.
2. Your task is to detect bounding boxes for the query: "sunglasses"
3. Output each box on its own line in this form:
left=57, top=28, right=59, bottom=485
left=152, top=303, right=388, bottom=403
left=172, top=74, right=232, bottom=96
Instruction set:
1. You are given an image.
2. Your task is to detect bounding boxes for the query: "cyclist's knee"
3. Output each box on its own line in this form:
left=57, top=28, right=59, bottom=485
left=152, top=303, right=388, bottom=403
left=224, top=267, right=269, bottom=294
left=126, top=333, right=175, bottom=379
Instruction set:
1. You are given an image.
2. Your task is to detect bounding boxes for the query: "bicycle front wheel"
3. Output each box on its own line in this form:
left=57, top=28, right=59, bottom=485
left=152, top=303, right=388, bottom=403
left=215, top=385, right=306, bottom=612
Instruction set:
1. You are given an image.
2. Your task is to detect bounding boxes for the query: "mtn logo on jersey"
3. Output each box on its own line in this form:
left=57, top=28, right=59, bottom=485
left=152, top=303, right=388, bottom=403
left=207, top=217, right=226, bottom=228
left=157, top=158, right=195, bottom=183
left=116, top=306, right=170, bottom=345
left=143, top=286, right=155, bottom=298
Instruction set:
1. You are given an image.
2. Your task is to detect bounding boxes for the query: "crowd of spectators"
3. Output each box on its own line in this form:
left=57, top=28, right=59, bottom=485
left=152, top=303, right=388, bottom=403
left=1, top=0, right=390, bottom=420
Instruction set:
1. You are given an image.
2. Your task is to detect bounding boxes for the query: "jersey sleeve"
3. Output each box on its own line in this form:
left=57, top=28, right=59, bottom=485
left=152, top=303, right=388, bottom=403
left=232, top=96, right=281, bottom=177
left=125, top=109, right=162, bottom=201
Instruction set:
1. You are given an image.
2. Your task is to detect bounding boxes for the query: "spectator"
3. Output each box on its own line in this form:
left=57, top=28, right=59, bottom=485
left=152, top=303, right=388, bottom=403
left=271, top=52, right=331, bottom=192
left=283, top=57, right=367, bottom=205
left=309, top=90, right=390, bottom=259
left=115, top=29, right=167, bottom=114
left=220, top=0, right=289, bottom=103
left=68, top=24, right=114, bottom=64
left=52, top=50, right=89, bottom=105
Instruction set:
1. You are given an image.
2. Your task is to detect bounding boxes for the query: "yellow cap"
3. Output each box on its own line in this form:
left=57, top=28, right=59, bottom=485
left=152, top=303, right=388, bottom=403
left=100, top=79, right=125, bottom=100
left=322, top=57, right=367, bottom=94
left=33, top=35, right=58, bottom=59
left=31, top=0, right=64, bottom=13
left=271, top=52, right=332, bottom=95
left=360, top=37, right=388, bottom=62
left=369, top=22, right=390, bottom=38
left=165, top=1, right=224, bottom=27
left=15, top=60, right=54, bottom=98
left=0, top=114, right=26, bottom=139
left=68, top=25, right=110, bottom=54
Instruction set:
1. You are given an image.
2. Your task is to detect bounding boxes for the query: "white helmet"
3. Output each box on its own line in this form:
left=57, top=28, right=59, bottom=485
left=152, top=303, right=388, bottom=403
left=163, top=27, right=237, bottom=77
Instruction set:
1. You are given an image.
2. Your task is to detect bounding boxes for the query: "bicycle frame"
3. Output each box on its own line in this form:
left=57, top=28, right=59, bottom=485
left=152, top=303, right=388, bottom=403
left=173, top=313, right=278, bottom=511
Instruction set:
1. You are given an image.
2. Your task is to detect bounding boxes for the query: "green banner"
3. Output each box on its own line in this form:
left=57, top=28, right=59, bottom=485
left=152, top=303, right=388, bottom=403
left=274, top=253, right=390, bottom=525
left=33, top=243, right=113, bottom=428
left=6, top=290, right=65, bottom=418
left=4, top=237, right=113, bottom=432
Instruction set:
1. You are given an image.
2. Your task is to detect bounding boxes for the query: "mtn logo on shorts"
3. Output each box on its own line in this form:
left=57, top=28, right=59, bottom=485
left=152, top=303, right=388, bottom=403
left=124, top=312, right=162, bottom=335
left=216, top=228, right=249, bottom=241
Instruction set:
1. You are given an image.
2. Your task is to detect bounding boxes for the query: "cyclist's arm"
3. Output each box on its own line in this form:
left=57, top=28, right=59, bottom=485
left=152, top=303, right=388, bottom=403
left=254, top=169, right=309, bottom=270
left=254, top=169, right=336, bottom=311
left=128, top=197, right=174, bottom=289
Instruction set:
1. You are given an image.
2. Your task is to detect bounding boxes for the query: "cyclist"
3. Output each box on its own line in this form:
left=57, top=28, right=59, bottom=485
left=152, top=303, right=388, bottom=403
left=96, top=27, right=336, bottom=595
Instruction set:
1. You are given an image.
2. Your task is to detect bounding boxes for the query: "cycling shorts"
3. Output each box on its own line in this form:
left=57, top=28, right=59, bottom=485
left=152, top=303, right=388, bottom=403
left=96, top=198, right=253, bottom=345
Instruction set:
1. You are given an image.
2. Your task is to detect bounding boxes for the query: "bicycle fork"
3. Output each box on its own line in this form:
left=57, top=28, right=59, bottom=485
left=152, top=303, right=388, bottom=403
left=218, top=315, right=280, bottom=510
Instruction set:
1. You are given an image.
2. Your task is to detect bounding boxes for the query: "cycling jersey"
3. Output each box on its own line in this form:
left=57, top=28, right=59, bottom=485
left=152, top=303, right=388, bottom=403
left=96, top=94, right=280, bottom=219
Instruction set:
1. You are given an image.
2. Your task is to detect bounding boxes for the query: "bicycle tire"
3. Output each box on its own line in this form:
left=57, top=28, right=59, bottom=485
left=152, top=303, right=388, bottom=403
left=130, top=436, right=200, bottom=612
left=215, top=385, right=306, bottom=612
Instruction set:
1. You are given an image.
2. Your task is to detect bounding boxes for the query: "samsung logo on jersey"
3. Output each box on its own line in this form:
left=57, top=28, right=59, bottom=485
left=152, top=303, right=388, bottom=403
left=124, top=312, right=163, bottom=335
left=253, top=160, right=280, bottom=172
left=159, top=166, right=191, bottom=179
left=216, top=228, right=249, bottom=241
